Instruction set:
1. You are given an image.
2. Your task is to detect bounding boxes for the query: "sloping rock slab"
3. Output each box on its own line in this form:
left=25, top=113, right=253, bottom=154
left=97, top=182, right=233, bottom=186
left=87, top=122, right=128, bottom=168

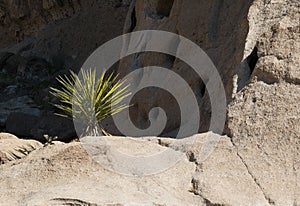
left=0, top=133, right=273, bottom=206
left=0, top=133, right=43, bottom=164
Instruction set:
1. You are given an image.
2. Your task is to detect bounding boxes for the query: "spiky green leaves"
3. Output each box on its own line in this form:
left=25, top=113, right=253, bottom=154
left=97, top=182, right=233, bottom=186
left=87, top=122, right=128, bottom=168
left=50, top=69, right=130, bottom=135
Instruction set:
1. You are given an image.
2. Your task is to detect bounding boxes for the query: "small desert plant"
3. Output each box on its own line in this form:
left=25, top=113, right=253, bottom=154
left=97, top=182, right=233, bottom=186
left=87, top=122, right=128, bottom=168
left=43, top=134, right=58, bottom=146
left=50, top=69, right=130, bottom=137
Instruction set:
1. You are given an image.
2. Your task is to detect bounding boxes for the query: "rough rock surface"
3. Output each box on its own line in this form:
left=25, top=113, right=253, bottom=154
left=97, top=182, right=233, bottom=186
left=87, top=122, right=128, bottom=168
left=243, top=0, right=299, bottom=85
left=227, top=82, right=300, bottom=205
left=105, top=0, right=299, bottom=137
left=0, top=133, right=278, bottom=206
left=111, top=0, right=253, bottom=134
left=0, top=0, right=130, bottom=47
left=226, top=0, right=300, bottom=205
left=0, top=0, right=298, bottom=205
left=0, top=132, right=42, bottom=164
left=0, top=0, right=130, bottom=70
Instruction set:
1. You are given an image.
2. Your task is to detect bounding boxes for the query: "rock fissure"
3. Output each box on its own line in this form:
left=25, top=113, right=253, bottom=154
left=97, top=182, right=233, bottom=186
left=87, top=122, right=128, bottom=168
left=189, top=178, right=226, bottom=206
left=232, top=143, right=275, bottom=205
left=51, top=198, right=99, bottom=206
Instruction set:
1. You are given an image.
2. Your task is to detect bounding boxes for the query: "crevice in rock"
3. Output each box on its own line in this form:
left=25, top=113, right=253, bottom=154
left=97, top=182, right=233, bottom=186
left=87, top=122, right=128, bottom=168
left=246, top=46, right=258, bottom=74
left=203, top=198, right=226, bottom=206
left=147, top=0, right=174, bottom=19
left=51, top=198, right=100, bottom=206
left=156, top=0, right=174, bottom=18
left=186, top=150, right=204, bottom=173
left=157, top=138, right=170, bottom=147
left=129, top=6, right=136, bottom=32
left=168, top=55, right=176, bottom=70
left=200, top=81, right=206, bottom=97
left=189, top=178, right=225, bottom=206
left=235, top=46, right=259, bottom=93
left=230, top=139, right=275, bottom=205
left=285, top=76, right=300, bottom=86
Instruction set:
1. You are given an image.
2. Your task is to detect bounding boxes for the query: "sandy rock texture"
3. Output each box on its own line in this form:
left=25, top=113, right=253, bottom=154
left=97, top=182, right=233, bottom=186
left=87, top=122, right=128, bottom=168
left=0, top=132, right=42, bottom=164
left=116, top=0, right=253, bottom=134
left=105, top=0, right=299, bottom=137
left=0, top=0, right=130, bottom=47
left=226, top=0, right=300, bottom=205
left=0, top=0, right=298, bottom=205
left=0, top=133, right=275, bottom=206
left=228, top=82, right=300, bottom=205
left=244, top=0, right=299, bottom=84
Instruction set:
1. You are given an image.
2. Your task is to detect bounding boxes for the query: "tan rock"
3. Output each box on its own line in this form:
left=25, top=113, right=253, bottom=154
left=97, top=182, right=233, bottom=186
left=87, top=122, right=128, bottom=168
left=0, top=134, right=43, bottom=164
left=0, top=132, right=18, bottom=140
left=226, top=1, right=300, bottom=205
left=0, top=133, right=276, bottom=205
left=227, top=81, right=300, bottom=205
left=115, top=0, right=253, bottom=133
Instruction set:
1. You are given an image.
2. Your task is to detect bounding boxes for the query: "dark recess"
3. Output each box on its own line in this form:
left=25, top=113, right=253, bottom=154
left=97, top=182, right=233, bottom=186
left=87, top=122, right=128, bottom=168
left=156, top=0, right=175, bottom=17
left=129, top=6, right=137, bottom=32
left=246, top=46, right=258, bottom=74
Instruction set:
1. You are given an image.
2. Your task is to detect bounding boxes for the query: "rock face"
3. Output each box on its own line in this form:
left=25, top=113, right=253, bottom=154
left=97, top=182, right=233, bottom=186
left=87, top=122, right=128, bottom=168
left=227, top=82, right=300, bottom=205
left=0, top=132, right=42, bottom=164
left=0, top=0, right=130, bottom=47
left=0, top=133, right=277, bottom=206
left=0, top=0, right=299, bottom=205
left=243, top=0, right=299, bottom=85
left=108, top=0, right=299, bottom=137
left=0, top=96, right=41, bottom=127
left=6, top=113, right=76, bottom=142
left=115, top=0, right=254, bottom=134
left=226, top=1, right=300, bottom=205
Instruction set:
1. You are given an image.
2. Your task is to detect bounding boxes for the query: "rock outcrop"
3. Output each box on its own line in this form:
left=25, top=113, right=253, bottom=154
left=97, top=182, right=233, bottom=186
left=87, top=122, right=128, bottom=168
left=109, top=0, right=299, bottom=137
left=0, top=0, right=130, bottom=47
left=0, top=133, right=279, bottom=206
left=0, top=132, right=42, bottom=164
left=226, top=1, right=300, bottom=205
left=115, top=0, right=253, bottom=134
left=0, top=0, right=298, bottom=205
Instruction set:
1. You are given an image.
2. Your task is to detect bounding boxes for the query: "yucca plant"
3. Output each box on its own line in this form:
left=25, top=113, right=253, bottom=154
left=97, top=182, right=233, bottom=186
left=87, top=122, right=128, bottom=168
left=50, top=69, right=130, bottom=137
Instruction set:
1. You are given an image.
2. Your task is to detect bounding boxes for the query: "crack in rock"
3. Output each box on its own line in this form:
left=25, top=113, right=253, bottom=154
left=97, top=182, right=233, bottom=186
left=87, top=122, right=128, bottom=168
left=234, top=148, right=275, bottom=205
left=188, top=178, right=226, bottom=206
left=51, top=198, right=100, bottom=206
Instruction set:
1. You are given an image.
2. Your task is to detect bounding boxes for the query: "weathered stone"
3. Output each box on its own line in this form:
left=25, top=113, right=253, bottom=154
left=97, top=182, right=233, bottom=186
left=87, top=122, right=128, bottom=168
left=115, top=0, right=253, bottom=134
left=0, top=52, right=14, bottom=70
left=227, top=81, right=300, bottom=205
left=17, top=56, right=51, bottom=81
left=0, top=133, right=277, bottom=205
left=0, top=0, right=130, bottom=52
left=0, top=0, right=298, bottom=205
left=0, top=134, right=42, bottom=164
left=225, top=1, right=300, bottom=205
left=0, top=132, right=18, bottom=140
left=1, top=53, right=26, bottom=75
